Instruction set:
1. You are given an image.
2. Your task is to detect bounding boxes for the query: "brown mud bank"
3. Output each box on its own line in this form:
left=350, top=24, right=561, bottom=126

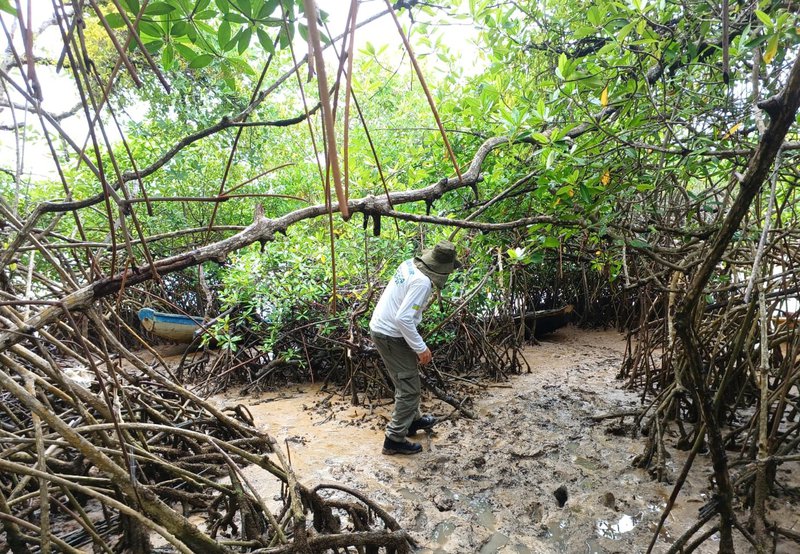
left=217, top=326, right=800, bottom=553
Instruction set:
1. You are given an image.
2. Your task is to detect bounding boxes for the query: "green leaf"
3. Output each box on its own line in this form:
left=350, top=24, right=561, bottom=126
left=215, top=0, right=230, bottom=13
left=225, top=29, right=243, bottom=51
left=223, top=11, right=249, bottom=23
left=579, top=183, right=592, bottom=203
left=597, top=41, right=616, bottom=56
left=173, top=42, right=198, bottom=60
left=278, top=26, right=290, bottom=48
left=122, top=0, right=140, bottom=13
left=218, top=20, right=232, bottom=48
left=573, top=26, right=597, bottom=39
left=237, top=27, right=252, bottom=54
left=257, top=28, right=274, bottom=53
left=189, top=53, right=214, bottom=68
left=743, top=34, right=769, bottom=49
left=763, top=33, right=779, bottom=64
left=194, top=21, right=215, bottom=36
left=258, top=0, right=280, bottom=19
left=587, top=5, right=602, bottom=26
left=617, top=21, right=635, bottom=42
left=161, top=42, right=174, bottom=69
left=545, top=149, right=557, bottom=170
left=543, top=236, right=560, bottom=248
left=556, top=185, right=573, bottom=197
left=105, top=13, right=126, bottom=28
left=235, top=0, right=252, bottom=17
left=556, top=52, right=569, bottom=79
left=754, top=10, right=773, bottom=28
left=228, top=56, right=256, bottom=75
left=138, top=21, right=163, bottom=38
left=143, top=39, right=164, bottom=53
left=145, top=1, right=176, bottom=15
left=170, top=21, right=190, bottom=36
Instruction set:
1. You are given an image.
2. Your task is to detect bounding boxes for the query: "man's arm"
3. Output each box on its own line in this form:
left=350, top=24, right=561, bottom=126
left=394, top=280, right=431, bottom=356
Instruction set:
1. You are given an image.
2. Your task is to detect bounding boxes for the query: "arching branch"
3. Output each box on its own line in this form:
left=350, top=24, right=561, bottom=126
left=0, top=131, right=530, bottom=352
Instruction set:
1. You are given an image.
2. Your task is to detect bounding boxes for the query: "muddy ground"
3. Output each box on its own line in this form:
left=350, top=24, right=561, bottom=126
left=217, top=326, right=800, bottom=553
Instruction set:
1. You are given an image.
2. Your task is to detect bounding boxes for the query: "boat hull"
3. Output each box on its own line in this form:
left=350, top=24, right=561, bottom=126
left=515, top=305, right=575, bottom=338
left=137, top=308, right=203, bottom=343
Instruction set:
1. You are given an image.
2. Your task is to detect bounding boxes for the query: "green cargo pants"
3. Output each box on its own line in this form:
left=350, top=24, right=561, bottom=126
left=371, top=332, right=422, bottom=442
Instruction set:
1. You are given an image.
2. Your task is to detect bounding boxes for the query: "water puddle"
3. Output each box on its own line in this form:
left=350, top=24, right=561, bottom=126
left=469, top=496, right=496, bottom=530
left=596, top=512, right=641, bottom=539
left=564, top=441, right=601, bottom=472
left=479, top=532, right=509, bottom=553
left=546, top=519, right=570, bottom=552
left=398, top=487, right=424, bottom=502
left=431, top=520, right=455, bottom=545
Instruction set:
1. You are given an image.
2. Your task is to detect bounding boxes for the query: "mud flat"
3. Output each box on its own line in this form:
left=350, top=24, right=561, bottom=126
left=219, top=326, right=800, bottom=553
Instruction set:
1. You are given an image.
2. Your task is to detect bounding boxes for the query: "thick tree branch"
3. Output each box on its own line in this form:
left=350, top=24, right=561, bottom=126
left=0, top=134, right=512, bottom=352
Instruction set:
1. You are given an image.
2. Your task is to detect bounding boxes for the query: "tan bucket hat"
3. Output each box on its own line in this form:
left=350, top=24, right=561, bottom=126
left=414, top=240, right=462, bottom=287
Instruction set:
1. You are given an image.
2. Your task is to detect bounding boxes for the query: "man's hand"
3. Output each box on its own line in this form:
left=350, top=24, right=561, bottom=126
left=417, top=348, right=432, bottom=365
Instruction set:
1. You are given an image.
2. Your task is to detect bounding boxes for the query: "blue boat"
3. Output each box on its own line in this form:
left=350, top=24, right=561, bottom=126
left=137, top=308, right=204, bottom=343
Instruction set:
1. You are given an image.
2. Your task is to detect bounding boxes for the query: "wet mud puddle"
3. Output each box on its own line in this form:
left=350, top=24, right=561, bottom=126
left=217, top=327, right=788, bottom=553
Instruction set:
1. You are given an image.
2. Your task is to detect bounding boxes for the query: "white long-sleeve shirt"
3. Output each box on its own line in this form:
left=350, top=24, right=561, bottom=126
left=369, top=259, right=432, bottom=353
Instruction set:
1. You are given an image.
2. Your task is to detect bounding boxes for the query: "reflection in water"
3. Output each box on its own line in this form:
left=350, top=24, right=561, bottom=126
left=596, top=513, right=640, bottom=539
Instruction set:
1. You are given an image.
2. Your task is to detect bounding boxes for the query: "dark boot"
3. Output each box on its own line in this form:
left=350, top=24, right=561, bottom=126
left=382, top=437, right=422, bottom=455
left=408, top=415, right=437, bottom=435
